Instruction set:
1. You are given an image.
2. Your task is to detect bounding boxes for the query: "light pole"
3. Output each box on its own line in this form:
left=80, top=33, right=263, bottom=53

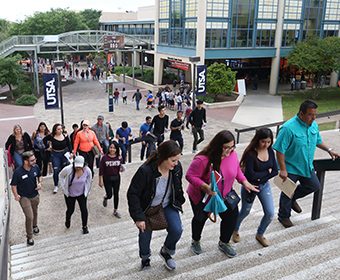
left=54, top=60, right=65, bottom=125
left=189, top=56, right=200, bottom=109
left=27, top=51, right=34, bottom=94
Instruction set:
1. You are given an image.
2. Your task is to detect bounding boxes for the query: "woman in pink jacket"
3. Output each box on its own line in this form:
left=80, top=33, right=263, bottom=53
left=186, top=130, right=258, bottom=258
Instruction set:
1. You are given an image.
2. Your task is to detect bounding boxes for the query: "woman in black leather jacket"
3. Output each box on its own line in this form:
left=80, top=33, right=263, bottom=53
left=127, top=140, right=185, bottom=271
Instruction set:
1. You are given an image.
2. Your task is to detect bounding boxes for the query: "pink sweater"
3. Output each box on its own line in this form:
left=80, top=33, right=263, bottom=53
left=186, top=152, right=246, bottom=205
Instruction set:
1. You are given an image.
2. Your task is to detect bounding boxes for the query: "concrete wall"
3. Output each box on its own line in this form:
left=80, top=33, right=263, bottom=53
left=99, top=12, right=138, bottom=22
left=138, top=6, right=155, bottom=20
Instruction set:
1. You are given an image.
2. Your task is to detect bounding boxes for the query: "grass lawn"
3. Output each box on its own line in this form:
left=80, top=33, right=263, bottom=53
left=278, top=87, right=340, bottom=130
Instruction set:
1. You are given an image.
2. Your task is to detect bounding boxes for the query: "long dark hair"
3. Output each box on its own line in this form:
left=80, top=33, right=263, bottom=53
left=240, top=127, right=273, bottom=169
left=36, top=122, right=50, bottom=136
left=51, top=123, right=62, bottom=137
left=107, top=140, right=120, bottom=157
left=198, top=130, right=235, bottom=175
left=145, top=140, right=181, bottom=166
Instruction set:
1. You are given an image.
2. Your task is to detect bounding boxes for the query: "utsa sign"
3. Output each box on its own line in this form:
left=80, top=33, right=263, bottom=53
left=196, top=65, right=207, bottom=96
left=43, top=74, right=59, bottom=109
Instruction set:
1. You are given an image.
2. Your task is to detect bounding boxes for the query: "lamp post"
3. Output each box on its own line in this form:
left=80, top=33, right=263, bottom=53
left=27, top=51, right=34, bottom=94
left=189, top=56, right=200, bottom=109
left=54, top=60, right=65, bottom=125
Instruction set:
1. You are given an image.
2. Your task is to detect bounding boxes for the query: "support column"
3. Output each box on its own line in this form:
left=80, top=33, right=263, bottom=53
left=153, top=0, right=160, bottom=85
left=269, top=0, right=285, bottom=95
left=134, top=50, right=140, bottom=67
left=196, top=1, right=207, bottom=60
left=116, top=51, right=122, bottom=66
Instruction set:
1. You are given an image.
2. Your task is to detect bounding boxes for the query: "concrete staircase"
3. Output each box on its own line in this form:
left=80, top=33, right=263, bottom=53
left=9, top=170, right=340, bottom=280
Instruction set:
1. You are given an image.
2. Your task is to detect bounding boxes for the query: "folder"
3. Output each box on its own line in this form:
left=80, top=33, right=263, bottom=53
left=274, top=176, right=298, bottom=199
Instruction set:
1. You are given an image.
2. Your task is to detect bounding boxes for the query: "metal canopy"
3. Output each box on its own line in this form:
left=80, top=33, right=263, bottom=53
left=0, top=30, right=154, bottom=58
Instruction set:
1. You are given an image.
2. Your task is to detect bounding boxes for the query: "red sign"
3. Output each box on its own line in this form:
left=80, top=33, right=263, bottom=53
left=104, top=36, right=124, bottom=50
left=168, top=60, right=189, bottom=71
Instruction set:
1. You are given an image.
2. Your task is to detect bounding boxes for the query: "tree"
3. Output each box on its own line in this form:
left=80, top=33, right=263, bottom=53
left=0, top=55, right=24, bottom=99
left=0, top=19, right=12, bottom=42
left=8, top=8, right=101, bottom=36
left=206, top=62, right=237, bottom=98
left=286, top=36, right=340, bottom=99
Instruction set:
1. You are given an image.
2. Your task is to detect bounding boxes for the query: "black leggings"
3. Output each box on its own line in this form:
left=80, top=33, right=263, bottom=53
left=103, top=177, right=120, bottom=209
left=34, top=150, right=51, bottom=176
left=64, top=194, right=88, bottom=228
left=79, top=150, right=95, bottom=177
left=189, top=196, right=239, bottom=243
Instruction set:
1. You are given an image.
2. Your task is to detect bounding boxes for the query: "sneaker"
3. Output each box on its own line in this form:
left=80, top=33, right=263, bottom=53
left=141, top=259, right=151, bottom=271
left=83, top=226, right=89, bottom=234
left=27, top=238, right=34, bottom=246
left=33, top=226, right=40, bottom=235
left=103, top=196, right=108, bottom=207
left=65, top=220, right=71, bottom=228
left=192, top=150, right=197, bottom=154
left=53, top=186, right=58, bottom=193
left=159, top=248, right=176, bottom=270
left=232, top=231, right=241, bottom=243
left=218, top=241, right=237, bottom=258
left=113, top=210, right=121, bottom=219
left=191, top=240, right=203, bottom=255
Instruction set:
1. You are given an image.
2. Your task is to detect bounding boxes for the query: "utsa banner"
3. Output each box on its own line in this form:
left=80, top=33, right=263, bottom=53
left=196, top=65, right=207, bottom=96
left=43, top=73, right=59, bottom=110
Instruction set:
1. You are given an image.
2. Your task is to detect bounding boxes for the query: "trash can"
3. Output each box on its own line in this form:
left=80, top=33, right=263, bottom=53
left=300, top=81, right=307, bottom=90
left=295, top=81, right=301, bottom=90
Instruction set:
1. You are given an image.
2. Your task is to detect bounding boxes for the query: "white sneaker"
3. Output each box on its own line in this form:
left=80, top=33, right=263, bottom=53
left=192, top=150, right=197, bottom=154
left=53, top=186, right=58, bottom=193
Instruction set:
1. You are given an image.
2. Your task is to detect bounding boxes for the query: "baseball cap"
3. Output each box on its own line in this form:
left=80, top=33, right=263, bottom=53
left=74, top=156, right=85, bottom=167
left=97, top=115, right=104, bottom=120
left=83, top=120, right=90, bottom=126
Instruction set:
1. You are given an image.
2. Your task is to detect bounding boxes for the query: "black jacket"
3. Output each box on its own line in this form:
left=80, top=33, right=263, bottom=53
left=188, top=107, right=206, bottom=128
left=127, top=161, right=185, bottom=223
left=5, top=132, right=33, bottom=156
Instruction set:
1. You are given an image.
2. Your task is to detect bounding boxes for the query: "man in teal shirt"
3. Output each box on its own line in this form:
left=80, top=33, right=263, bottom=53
left=273, top=100, right=339, bottom=228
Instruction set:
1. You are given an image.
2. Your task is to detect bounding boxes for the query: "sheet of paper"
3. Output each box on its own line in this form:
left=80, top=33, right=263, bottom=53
left=64, top=152, right=73, bottom=164
left=274, top=176, right=298, bottom=199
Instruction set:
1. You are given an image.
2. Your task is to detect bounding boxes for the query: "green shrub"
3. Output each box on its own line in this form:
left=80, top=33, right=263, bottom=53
left=197, top=95, right=215, bottom=103
left=15, top=94, right=38, bottom=106
left=140, top=69, right=154, bottom=84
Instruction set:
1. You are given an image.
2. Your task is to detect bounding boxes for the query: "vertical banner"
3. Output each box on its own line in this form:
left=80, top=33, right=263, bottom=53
left=43, top=73, right=59, bottom=110
left=107, top=53, right=115, bottom=73
left=196, top=65, right=207, bottom=96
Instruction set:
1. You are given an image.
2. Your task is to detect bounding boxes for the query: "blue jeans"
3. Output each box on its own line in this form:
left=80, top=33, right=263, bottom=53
left=139, top=205, right=183, bottom=260
left=177, top=102, right=182, bottom=110
left=114, top=97, right=118, bottom=104
left=136, top=100, right=140, bottom=110
left=140, top=143, right=151, bottom=161
left=96, top=139, right=109, bottom=168
left=13, top=152, right=23, bottom=169
left=235, top=181, right=274, bottom=236
left=119, top=143, right=128, bottom=164
left=51, top=149, right=68, bottom=186
left=278, top=170, right=320, bottom=219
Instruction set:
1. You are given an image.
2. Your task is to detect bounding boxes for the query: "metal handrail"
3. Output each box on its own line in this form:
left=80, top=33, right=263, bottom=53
left=235, top=109, right=340, bottom=143
left=0, top=149, right=11, bottom=280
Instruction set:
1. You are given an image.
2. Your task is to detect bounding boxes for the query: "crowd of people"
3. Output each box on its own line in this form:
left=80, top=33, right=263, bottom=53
left=6, top=100, right=340, bottom=272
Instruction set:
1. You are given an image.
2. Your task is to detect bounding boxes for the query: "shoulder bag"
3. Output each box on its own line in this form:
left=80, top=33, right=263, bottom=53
left=144, top=175, right=171, bottom=231
left=221, top=171, right=240, bottom=210
left=84, top=131, right=100, bottom=158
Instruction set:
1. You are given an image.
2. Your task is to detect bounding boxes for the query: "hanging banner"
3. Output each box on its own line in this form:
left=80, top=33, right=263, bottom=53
left=107, top=53, right=115, bottom=73
left=168, top=60, right=189, bottom=71
left=43, top=73, right=59, bottom=110
left=196, top=65, right=207, bottom=96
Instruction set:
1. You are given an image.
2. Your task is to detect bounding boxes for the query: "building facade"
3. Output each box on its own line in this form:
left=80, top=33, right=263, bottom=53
left=100, top=1, right=340, bottom=93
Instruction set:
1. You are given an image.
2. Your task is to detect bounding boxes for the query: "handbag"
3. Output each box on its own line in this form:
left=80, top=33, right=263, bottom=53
left=223, top=189, right=240, bottom=210
left=84, top=131, right=100, bottom=158
left=220, top=170, right=240, bottom=210
left=144, top=175, right=171, bottom=231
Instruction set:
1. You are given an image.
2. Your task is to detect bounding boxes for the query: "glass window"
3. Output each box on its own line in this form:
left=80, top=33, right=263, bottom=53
left=185, top=22, right=197, bottom=47
left=281, top=23, right=300, bottom=46
left=186, top=0, right=197, bottom=18
left=323, top=24, right=339, bottom=38
left=206, top=22, right=228, bottom=48
left=325, top=0, right=340, bottom=20
left=159, top=22, right=169, bottom=44
left=258, top=0, right=278, bottom=19
left=284, top=0, right=303, bottom=20
left=302, top=0, right=323, bottom=40
left=231, top=0, right=255, bottom=48
left=159, top=0, right=170, bottom=19
left=207, top=0, right=230, bottom=18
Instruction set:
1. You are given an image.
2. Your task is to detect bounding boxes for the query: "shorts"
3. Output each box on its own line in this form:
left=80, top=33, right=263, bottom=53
left=169, top=100, right=174, bottom=106
left=147, top=101, right=152, bottom=105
